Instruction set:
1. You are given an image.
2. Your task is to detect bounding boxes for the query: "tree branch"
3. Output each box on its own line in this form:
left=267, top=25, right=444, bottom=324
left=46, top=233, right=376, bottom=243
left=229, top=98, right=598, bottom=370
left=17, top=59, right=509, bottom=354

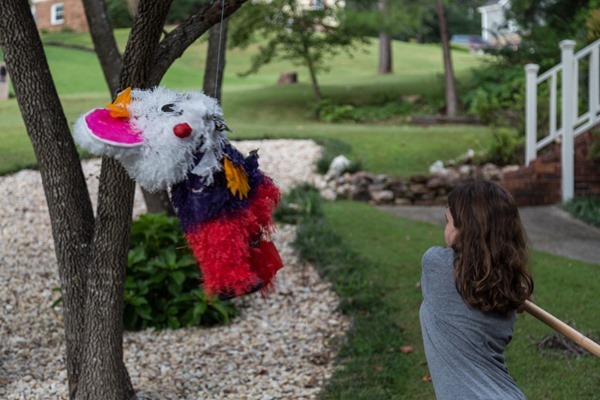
left=121, top=0, right=174, bottom=89
left=149, top=0, right=249, bottom=85
left=81, top=0, right=122, bottom=95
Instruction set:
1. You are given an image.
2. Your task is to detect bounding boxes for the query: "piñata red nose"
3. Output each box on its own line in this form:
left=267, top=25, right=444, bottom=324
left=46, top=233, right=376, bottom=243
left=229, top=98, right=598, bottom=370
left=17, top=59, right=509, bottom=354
left=173, top=123, right=192, bottom=138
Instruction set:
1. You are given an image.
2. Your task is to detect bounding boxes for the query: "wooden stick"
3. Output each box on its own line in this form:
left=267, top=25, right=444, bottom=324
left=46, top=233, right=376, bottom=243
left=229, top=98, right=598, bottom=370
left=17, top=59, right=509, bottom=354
left=523, top=300, right=600, bottom=358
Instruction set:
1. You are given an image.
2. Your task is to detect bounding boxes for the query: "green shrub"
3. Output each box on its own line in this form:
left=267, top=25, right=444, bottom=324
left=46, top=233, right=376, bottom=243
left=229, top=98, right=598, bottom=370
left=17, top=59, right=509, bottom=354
left=315, top=139, right=363, bottom=175
left=312, top=98, right=356, bottom=123
left=311, top=98, right=416, bottom=124
left=463, top=63, right=526, bottom=131
left=124, top=213, right=236, bottom=331
left=563, top=196, right=600, bottom=228
left=484, top=128, right=524, bottom=165
left=274, top=183, right=323, bottom=225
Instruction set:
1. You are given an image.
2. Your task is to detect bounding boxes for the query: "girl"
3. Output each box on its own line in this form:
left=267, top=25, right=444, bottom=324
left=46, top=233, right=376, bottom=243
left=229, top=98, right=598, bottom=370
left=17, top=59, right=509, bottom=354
left=420, top=181, right=534, bottom=399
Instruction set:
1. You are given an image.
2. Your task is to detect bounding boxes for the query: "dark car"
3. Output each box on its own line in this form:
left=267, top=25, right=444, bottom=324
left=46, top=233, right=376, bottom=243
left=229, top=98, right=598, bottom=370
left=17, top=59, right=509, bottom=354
left=450, top=35, right=491, bottom=52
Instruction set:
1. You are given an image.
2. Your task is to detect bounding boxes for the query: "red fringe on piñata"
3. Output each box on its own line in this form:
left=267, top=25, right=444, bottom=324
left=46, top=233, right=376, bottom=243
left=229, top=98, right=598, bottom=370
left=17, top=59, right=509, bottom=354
left=185, top=179, right=283, bottom=298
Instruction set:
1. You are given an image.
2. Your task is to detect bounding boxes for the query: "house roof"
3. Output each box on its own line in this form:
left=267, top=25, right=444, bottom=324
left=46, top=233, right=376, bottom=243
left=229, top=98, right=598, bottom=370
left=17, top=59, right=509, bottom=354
left=478, top=0, right=509, bottom=12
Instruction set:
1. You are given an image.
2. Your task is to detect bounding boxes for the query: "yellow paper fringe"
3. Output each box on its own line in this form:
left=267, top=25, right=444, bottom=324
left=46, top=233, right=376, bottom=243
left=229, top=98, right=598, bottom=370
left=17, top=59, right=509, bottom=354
left=224, top=157, right=250, bottom=199
left=106, top=87, right=132, bottom=119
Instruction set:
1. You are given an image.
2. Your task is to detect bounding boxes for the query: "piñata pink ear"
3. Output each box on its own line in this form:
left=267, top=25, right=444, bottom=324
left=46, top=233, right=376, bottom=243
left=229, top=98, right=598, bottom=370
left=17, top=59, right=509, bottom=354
left=84, top=108, right=143, bottom=147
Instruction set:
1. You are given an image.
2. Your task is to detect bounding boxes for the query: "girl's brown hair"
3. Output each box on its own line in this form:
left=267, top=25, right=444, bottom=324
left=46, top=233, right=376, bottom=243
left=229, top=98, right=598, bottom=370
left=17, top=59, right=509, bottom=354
left=448, top=181, right=534, bottom=314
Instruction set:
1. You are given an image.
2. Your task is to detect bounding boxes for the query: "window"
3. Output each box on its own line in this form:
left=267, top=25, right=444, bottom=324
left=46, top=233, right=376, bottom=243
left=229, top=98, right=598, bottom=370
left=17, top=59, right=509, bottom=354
left=51, top=3, right=64, bottom=25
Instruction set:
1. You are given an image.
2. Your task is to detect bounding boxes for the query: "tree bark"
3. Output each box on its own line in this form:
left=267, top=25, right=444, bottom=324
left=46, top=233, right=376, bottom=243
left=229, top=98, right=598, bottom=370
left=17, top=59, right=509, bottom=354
left=141, top=189, right=174, bottom=214
left=0, top=1, right=95, bottom=398
left=3, top=0, right=251, bottom=397
left=378, top=32, right=392, bottom=74
left=76, top=160, right=136, bottom=400
left=81, top=0, right=122, bottom=95
left=436, top=0, right=458, bottom=117
left=76, top=1, right=174, bottom=398
left=301, top=39, right=322, bottom=101
left=203, top=19, right=229, bottom=103
left=377, top=0, right=392, bottom=74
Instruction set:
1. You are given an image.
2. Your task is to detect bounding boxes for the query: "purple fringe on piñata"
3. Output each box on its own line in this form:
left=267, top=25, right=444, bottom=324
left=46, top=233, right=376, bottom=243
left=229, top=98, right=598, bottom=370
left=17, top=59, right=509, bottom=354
left=170, top=142, right=265, bottom=234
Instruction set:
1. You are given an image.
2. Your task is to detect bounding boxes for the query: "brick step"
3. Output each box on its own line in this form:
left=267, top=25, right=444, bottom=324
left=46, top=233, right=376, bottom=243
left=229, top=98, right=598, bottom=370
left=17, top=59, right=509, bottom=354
left=500, top=131, right=600, bottom=205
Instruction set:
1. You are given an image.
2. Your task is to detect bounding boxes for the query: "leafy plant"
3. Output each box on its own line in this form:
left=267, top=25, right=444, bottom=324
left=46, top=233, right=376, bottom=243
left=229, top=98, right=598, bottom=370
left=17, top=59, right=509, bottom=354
left=563, top=196, right=600, bottom=228
left=311, top=98, right=415, bottom=124
left=312, top=98, right=356, bottom=123
left=274, top=183, right=323, bottom=225
left=124, top=213, right=236, bottom=331
left=463, top=63, right=526, bottom=131
left=484, top=127, right=524, bottom=166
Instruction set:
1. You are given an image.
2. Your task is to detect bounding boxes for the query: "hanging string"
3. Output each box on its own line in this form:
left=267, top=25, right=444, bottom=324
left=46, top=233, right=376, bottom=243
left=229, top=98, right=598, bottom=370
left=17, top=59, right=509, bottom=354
left=212, top=0, right=227, bottom=114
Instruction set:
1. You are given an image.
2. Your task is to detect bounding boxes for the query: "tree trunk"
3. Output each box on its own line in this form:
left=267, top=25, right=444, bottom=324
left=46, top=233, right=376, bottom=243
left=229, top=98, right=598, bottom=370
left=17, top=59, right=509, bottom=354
left=302, top=40, right=322, bottom=101
left=76, top=159, right=136, bottom=400
left=377, top=0, right=392, bottom=74
left=0, top=1, right=96, bottom=398
left=76, top=1, right=174, bottom=398
left=141, top=189, right=174, bottom=214
left=2, top=0, right=251, bottom=397
left=203, top=18, right=229, bottom=103
left=81, top=0, right=122, bottom=95
left=436, top=0, right=458, bottom=117
left=82, top=0, right=174, bottom=215
left=378, top=32, right=393, bottom=74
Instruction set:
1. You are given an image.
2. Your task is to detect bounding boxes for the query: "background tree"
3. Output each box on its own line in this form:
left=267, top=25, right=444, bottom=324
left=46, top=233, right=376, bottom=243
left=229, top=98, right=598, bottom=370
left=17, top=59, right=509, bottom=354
left=0, top=0, right=248, bottom=398
left=503, top=0, right=598, bottom=68
left=229, top=0, right=365, bottom=101
left=416, top=0, right=483, bottom=43
left=344, top=0, right=424, bottom=74
left=436, top=0, right=457, bottom=116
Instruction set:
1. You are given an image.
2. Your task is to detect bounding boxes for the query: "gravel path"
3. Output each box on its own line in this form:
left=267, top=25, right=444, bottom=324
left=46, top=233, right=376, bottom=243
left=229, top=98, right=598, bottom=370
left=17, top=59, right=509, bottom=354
left=0, top=139, right=350, bottom=399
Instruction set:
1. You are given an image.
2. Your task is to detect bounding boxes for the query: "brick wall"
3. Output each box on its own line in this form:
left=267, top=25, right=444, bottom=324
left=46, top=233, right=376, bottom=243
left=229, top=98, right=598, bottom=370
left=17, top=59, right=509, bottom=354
left=501, top=131, right=600, bottom=205
left=33, top=0, right=88, bottom=33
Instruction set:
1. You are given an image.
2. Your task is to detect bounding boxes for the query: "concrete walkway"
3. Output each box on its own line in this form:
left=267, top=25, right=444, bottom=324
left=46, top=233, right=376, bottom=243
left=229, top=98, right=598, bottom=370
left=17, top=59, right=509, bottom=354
left=377, top=205, right=600, bottom=265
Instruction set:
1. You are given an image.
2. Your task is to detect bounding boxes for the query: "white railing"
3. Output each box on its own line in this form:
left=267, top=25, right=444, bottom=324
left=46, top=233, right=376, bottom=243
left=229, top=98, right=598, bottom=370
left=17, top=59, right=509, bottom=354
left=525, top=38, right=600, bottom=202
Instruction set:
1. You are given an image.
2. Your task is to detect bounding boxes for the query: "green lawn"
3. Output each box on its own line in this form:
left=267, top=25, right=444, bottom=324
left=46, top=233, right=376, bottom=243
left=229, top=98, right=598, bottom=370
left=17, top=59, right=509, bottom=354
left=0, top=31, right=490, bottom=176
left=303, top=201, right=600, bottom=399
left=5, top=29, right=597, bottom=399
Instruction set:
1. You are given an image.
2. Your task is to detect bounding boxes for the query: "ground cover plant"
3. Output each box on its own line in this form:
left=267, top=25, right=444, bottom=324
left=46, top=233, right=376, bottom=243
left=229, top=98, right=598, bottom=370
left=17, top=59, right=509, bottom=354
left=564, top=196, right=600, bottom=228
left=125, top=213, right=236, bottom=331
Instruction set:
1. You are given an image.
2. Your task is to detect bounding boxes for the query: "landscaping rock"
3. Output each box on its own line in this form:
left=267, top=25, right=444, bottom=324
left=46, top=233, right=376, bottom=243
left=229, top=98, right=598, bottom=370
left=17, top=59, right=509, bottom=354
left=318, top=157, right=506, bottom=205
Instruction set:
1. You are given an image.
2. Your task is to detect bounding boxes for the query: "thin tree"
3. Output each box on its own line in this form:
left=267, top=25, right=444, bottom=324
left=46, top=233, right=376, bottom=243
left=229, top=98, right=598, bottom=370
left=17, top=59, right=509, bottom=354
left=436, top=0, right=458, bottom=116
left=0, top=0, right=249, bottom=398
left=378, top=0, right=393, bottom=74
left=229, top=0, right=365, bottom=101
left=344, top=0, right=424, bottom=75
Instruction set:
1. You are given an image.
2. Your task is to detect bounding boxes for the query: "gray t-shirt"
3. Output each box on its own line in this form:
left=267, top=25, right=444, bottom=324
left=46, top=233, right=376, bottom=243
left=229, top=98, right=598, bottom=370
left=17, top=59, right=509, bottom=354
left=419, top=246, right=525, bottom=400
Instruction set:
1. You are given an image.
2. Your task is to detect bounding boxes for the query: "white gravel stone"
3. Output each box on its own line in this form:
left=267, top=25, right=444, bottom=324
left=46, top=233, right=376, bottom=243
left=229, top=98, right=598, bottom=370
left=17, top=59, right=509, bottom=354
left=0, top=140, right=350, bottom=399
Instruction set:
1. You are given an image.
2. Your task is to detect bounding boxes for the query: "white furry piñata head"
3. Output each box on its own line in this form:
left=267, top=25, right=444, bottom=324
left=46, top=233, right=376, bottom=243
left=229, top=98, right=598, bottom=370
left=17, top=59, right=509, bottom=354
left=73, top=86, right=228, bottom=192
